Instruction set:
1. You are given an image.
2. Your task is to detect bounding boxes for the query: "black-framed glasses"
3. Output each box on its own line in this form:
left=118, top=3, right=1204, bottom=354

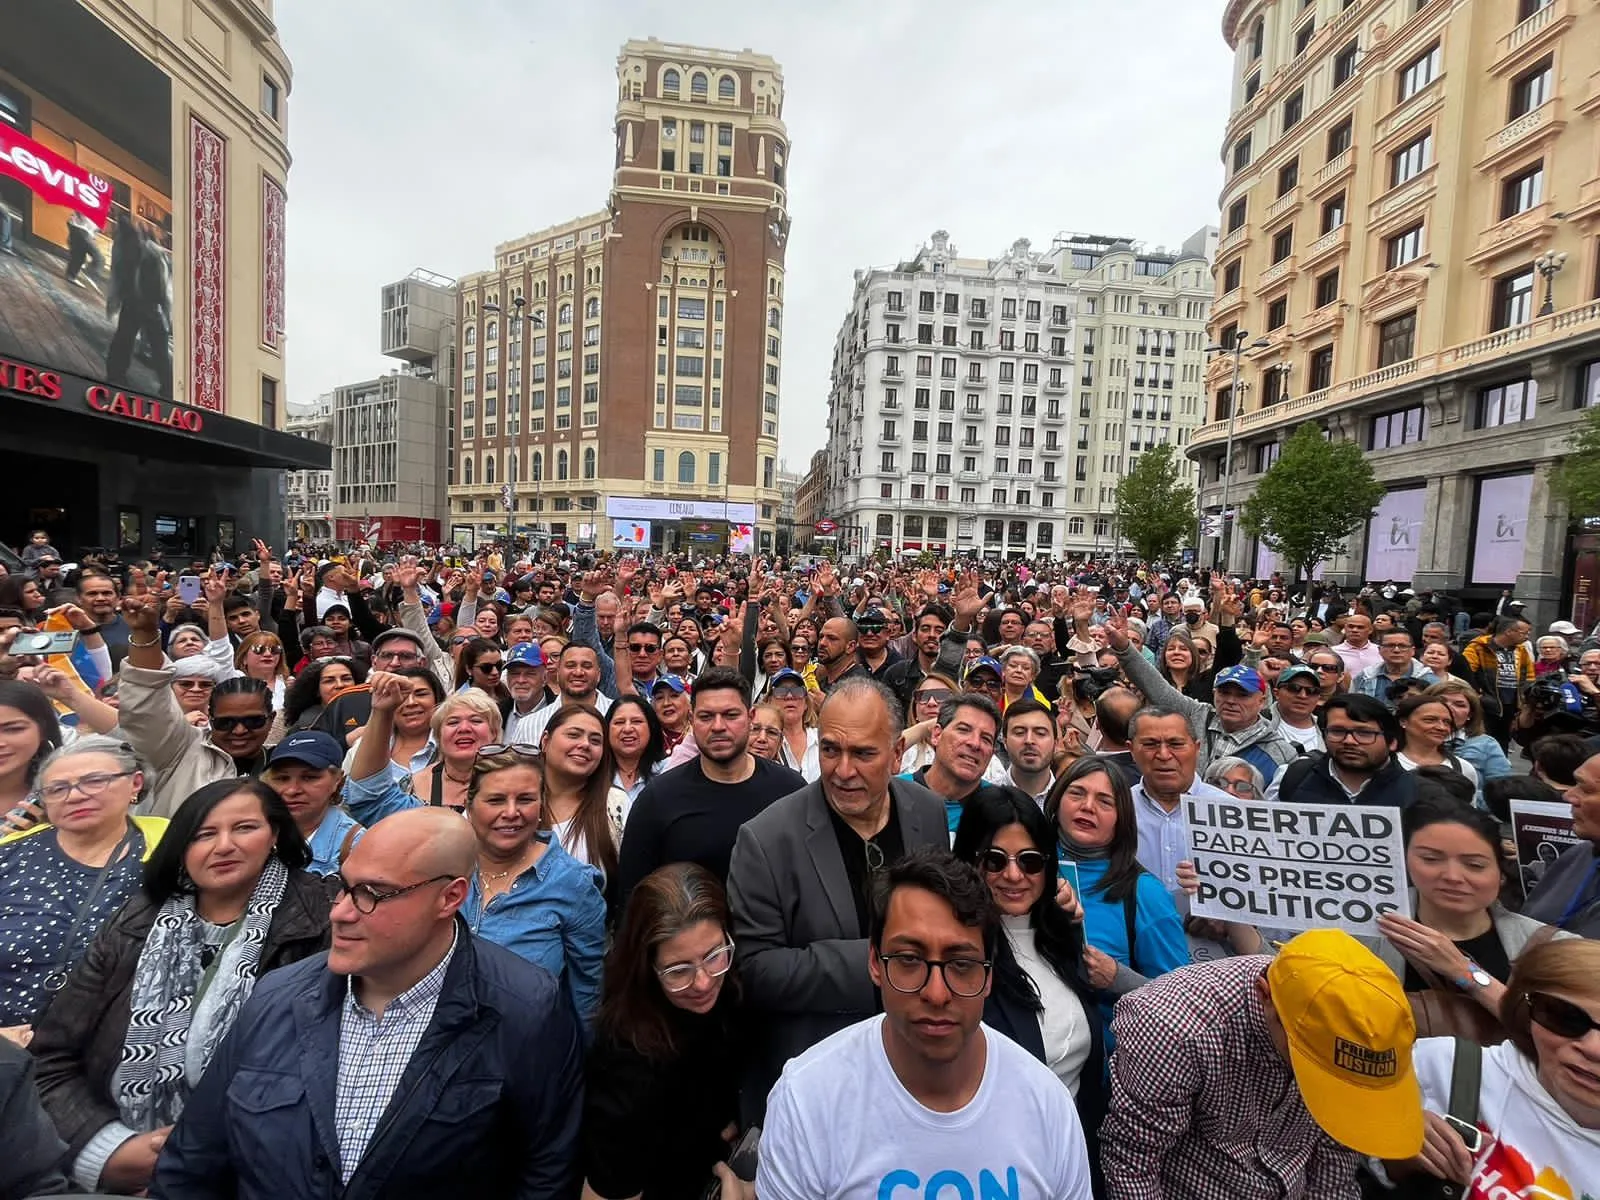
left=212, top=714, right=271, bottom=733
left=1325, top=726, right=1382, bottom=745
left=335, top=873, right=455, bottom=914
left=916, top=689, right=954, bottom=706
left=1526, top=992, right=1600, bottom=1040
left=627, top=642, right=661, bottom=654
left=1279, top=685, right=1320, bottom=697
left=967, top=676, right=1001, bottom=691
left=476, top=743, right=541, bottom=760
left=173, top=679, right=216, bottom=691
left=878, top=952, right=992, bottom=998
left=1313, top=663, right=1344, bottom=674
left=39, top=770, right=136, bottom=803
left=655, top=941, right=735, bottom=992
left=772, top=685, right=808, bottom=699
left=473, top=661, right=504, bottom=674
left=977, top=848, right=1049, bottom=876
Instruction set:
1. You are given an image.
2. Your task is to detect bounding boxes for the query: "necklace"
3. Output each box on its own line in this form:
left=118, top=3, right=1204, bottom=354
left=480, top=865, right=514, bottom=881
left=444, top=769, right=473, bottom=785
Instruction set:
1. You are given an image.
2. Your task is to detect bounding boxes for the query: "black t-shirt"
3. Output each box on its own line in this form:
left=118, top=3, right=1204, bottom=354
left=1401, top=924, right=1512, bottom=992
left=828, top=798, right=907, bottom=935
left=616, top=757, right=805, bottom=909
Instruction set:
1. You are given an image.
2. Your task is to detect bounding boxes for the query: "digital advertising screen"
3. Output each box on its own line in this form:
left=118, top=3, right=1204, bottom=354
left=0, top=0, right=174, bottom=397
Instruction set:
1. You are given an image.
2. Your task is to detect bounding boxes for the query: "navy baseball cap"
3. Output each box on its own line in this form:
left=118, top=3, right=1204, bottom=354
left=770, top=668, right=806, bottom=689
left=268, top=731, right=344, bottom=771
left=506, top=642, right=545, bottom=669
left=651, top=674, right=689, bottom=695
left=1215, top=665, right=1266, bottom=693
left=966, top=657, right=1003, bottom=680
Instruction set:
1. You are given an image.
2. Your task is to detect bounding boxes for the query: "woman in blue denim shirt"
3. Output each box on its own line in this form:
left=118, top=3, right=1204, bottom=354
left=260, top=732, right=363, bottom=875
left=463, top=744, right=607, bottom=1028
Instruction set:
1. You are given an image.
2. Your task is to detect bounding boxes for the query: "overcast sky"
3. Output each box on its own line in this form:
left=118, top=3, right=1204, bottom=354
left=275, top=0, right=1235, bottom=468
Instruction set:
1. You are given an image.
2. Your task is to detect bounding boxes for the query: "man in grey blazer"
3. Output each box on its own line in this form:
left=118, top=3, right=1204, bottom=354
left=728, top=676, right=948, bottom=1119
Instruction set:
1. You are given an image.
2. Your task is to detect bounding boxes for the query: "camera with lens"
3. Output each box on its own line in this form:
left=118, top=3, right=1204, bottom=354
left=1071, top=666, right=1122, bottom=704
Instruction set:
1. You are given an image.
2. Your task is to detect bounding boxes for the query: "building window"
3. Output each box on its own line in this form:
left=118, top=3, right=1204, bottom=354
left=1244, top=72, right=1261, bottom=102
left=260, top=75, right=281, bottom=121
left=1387, top=224, right=1424, bottom=269
left=1277, top=157, right=1299, bottom=197
left=260, top=377, right=278, bottom=428
left=1478, top=378, right=1536, bottom=428
left=1333, top=40, right=1359, bottom=87
left=1254, top=441, right=1282, bottom=472
left=1232, top=135, right=1252, bottom=173
left=1492, top=267, right=1536, bottom=330
left=1391, top=131, right=1433, bottom=187
left=1266, top=297, right=1289, bottom=331
left=1226, top=198, right=1247, bottom=233
left=718, top=75, right=736, bottom=100
left=1377, top=311, right=1417, bottom=367
left=1309, top=345, right=1334, bottom=391
left=1518, top=0, right=1553, bottom=17
left=1501, top=163, right=1544, bottom=220
left=1509, top=56, right=1553, bottom=120
left=1579, top=359, right=1600, bottom=408
left=1321, top=192, right=1346, bottom=234
left=1222, top=259, right=1242, bottom=292
left=583, top=447, right=596, bottom=479
left=673, top=451, right=694, bottom=483
left=1282, top=90, right=1303, bottom=131
left=1294, top=17, right=1315, bottom=56
left=1369, top=405, right=1428, bottom=449
left=662, top=69, right=680, bottom=97
left=1315, top=269, right=1340, bottom=308
left=1327, top=117, right=1353, bottom=161
left=1271, top=226, right=1293, bottom=264
left=691, top=72, right=708, bottom=100
left=1397, top=43, right=1441, bottom=102
left=652, top=449, right=665, bottom=481
left=1250, top=17, right=1264, bottom=60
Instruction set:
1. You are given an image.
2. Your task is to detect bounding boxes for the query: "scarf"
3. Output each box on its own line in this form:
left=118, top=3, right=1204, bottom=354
left=113, top=855, right=289, bottom=1130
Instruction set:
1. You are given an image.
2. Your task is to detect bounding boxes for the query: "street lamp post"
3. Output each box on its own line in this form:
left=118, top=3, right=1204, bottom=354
left=482, top=297, right=544, bottom=556
left=1535, top=250, right=1568, bottom=316
left=1203, top=330, right=1271, bottom=572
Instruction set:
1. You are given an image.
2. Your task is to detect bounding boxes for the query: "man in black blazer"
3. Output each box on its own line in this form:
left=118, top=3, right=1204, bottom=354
left=727, top=676, right=947, bottom=1120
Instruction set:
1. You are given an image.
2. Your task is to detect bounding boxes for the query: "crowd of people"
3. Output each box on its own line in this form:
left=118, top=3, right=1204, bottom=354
left=0, top=538, right=1595, bottom=1198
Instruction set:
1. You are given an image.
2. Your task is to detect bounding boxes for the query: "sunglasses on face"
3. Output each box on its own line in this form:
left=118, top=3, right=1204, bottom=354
left=977, top=847, right=1050, bottom=876
left=248, top=644, right=282, bottom=656
left=474, top=661, right=503, bottom=674
left=174, top=679, right=215, bottom=692
left=772, top=685, right=807, bottom=699
left=628, top=642, right=660, bottom=654
left=1526, top=992, right=1600, bottom=1040
left=211, top=713, right=271, bottom=733
left=917, top=689, right=954, bottom=705
left=1279, top=685, right=1319, bottom=697
left=1314, top=664, right=1343, bottom=674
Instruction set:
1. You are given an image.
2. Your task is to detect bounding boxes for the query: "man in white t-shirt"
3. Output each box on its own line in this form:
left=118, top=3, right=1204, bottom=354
left=758, top=846, right=1093, bottom=1200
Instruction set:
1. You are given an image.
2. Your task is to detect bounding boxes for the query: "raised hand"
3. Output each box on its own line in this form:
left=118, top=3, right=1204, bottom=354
left=202, top=570, right=228, bottom=607
left=616, top=557, right=639, bottom=592
left=722, top=600, right=748, bottom=647
left=366, top=670, right=411, bottom=713
left=917, top=569, right=940, bottom=599
left=1103, top=611, right=1132, bottom=652
left=121, top=589, right=162, bottom=635
left=44, top=604, right=97, bottom=633
left=394, top=556, right=422, bottom=594
left=952, top=571, right=984, bottom=627
left=252, top=538, right=272, bottom=563
left=1067, top=589, right=1095, bottom=626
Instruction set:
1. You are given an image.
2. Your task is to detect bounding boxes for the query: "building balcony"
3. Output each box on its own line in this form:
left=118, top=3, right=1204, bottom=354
left=1041, top=442, right=1065, bottom=456
left=1491, top=0, right=1573, bottom=75
left=1212, top=287, right=1246, bottom=319
left=1377, top=78, right=1445, bottom=145
left=880, top=433, right=904, bottom=447
left=1301, top=222, right=1350, bottom=269
left=1042, top=407, right=1066, bottom=424
left=1265, top=187, right=1300, bottom=225
left=1466, top=202, right=1555, bottom=267
left=1368, top=165, right=1439, bottom=226
left=1254, top=256, right=1297, bottom=293
left=881, top=368, right=904, bottom=381
left=1217, top=223, right=1251, bottom=257
left=1043, top=376, right=1068, bottom=393
left=956, top=470, right=983, bottom=483
left=964, top=307, right=989, bottom=324
left=1048, top=315, right=1071, bottom=330
left=1314, top=148, right=1355, bottom=193
left=1477, top=98, right=1564, bottom=173
left=1188, top=295, right=1600, bottom=450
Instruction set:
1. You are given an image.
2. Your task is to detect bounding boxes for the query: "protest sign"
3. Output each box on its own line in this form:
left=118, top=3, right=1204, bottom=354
left=1510, top=799, right=1580, bottom=900
left=1185, top=796, right=1409, bottom=938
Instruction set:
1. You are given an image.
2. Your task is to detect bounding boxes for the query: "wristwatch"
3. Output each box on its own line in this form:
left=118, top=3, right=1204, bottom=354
left=1454, top=959, right=1494, bottom=991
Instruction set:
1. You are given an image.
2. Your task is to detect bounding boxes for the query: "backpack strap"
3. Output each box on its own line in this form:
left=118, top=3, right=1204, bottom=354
left=1446, top=1037, right=1481, bottom=1126
left=1122, top=888, right=1139, bottom=966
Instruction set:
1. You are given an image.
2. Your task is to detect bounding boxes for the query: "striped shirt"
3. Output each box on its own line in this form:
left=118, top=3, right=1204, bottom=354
left=334, top=929, right=457, bottom=1182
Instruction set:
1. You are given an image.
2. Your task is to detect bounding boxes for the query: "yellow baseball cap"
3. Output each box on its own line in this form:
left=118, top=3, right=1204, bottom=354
left=1266, top=930, right=1423, bottom=1159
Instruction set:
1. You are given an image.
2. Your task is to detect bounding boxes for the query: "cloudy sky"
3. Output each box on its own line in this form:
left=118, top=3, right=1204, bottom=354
left=275, top=0, right=1236, bottom=467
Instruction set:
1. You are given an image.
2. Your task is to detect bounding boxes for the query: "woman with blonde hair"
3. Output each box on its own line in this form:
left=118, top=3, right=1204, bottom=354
left=1425, top=678, right=1514, bottom=787
left=233, top=633, right=289, bottom=741
left=766, top=668, right=819, bottom=780
left=1387, top=938, right=1600, bottom=1189
left=898, top=671, right=960, bottom=773
left=347, top=675, right=502, bottom=820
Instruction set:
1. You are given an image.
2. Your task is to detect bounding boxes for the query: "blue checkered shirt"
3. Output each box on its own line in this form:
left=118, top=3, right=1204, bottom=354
left=334, top=929, right=457, bottom=1182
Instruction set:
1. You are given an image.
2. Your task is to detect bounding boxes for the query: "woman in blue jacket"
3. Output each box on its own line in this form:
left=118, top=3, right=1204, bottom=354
left=1047, top=754, right=1188, bottom=1044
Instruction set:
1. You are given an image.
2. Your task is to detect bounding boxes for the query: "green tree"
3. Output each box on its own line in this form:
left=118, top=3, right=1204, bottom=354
left=1552, top=406, right=1600, bottom=519
left=1114, top=443, right=1197, bottom=563
left=1239, top=422, right=1385, bottom=581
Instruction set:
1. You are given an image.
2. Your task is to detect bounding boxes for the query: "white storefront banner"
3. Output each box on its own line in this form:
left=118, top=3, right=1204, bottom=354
left=1471, top=473, right=1534, bottom=585
left=1186, top=796, right=1409, bottom=938
left=1363, top=487, right=1426, bottom=582
left=606, top=495, right=758, bottom=524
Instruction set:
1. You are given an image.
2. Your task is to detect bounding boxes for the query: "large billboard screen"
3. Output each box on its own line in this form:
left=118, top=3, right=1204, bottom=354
left=0, top=1, right=174, bottom=398
left=1363, top=487, right=1426, bottom=583
left=1470, top=473, right=1534, bottom=586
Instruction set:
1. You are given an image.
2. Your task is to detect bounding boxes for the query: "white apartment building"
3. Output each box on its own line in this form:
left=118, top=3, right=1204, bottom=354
left=822, top=229, right=1215, bottom=560
left=284, top=395, right=334, bottom=542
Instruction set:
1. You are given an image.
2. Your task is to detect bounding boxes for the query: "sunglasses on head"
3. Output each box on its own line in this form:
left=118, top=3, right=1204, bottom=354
left=977, top=848, right=1050, bottom=876
left=211, top=713, right=270, bottom=733
left=1524, top=992, right=1600, bottom=1040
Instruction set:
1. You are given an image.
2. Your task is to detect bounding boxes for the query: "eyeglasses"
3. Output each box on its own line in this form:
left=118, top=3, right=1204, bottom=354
left=211, top=713, right=271, bottom=733
left=916, top=689, right=954, bottom=706
left=878, top=952, right=992, bottom=998
left=476, top=743, right=541, bottom=759
left=656, top=941, right=735, bottom=992
left=473, top=661, right=504, bottom=675
left=772, top=685, right=808, bottom=699
left=627, top=643, right=661, bottom=654
left=750, top=724, right=783, bottom=739
left=977, top=848, right=1049, bottom=876
left=1219, top=778, right=1257, bottom=797
left=1279, top=685, right=1320, bottom=698
left=967, top=676, right=1001, bottom=691
left=1526, top=992, right=1600, bottom=1040
left=334, top=873, right=455, bottom=914
left=39, top=770, right=135, bottom=803
left=1324, top=726, right=1382, bottom=745
left=248, top=644, right=282, bottom=657
left=173, top=679, right=215, bottom=691
left=1314, top=663, right=1344, bottom=674
left=373, top=648, right=422, bottom=665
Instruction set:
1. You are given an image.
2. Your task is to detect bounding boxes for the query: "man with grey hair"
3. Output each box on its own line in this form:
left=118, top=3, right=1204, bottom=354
left=727, top=675, right=947, bottom=1122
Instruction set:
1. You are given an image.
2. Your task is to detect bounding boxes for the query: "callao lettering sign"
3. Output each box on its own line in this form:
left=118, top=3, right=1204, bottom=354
left=0, top=125, right=112, bottom=228
left=0, top=354, right=205, bottom=434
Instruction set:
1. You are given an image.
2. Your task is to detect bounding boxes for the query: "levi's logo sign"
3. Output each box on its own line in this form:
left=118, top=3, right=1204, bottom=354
left=0, top=125, right=112, bottom=227
left=1333, top=1038, right=1397, bottom=1079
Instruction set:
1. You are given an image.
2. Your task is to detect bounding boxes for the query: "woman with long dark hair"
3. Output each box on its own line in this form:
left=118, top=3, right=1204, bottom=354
left=31, top=778, right=330, bottom=1195
left=541, top=704, right=624, bottom=886
left=1047, top=755, right=1187, bottom=1042
left=281, top=655, right=368, bottom=732
left=952, top=786, right=1107, bottom=1178
left=605, top=695, right=665, bottom=805
left=454, top=637, right=509, bottom=702
left=582, top=862, right=743, bottom=1200
left=0, top=679, right=63, bottom=835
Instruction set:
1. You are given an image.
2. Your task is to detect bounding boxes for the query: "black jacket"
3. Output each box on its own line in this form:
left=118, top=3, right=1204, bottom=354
left=1274, top=752, right=1418, bottom=809
left=32, top=870, right=336, bottom=1160
left=0, top=1039, right=66, bottom=1200
left=152, top=922, right=584, bottom=1200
